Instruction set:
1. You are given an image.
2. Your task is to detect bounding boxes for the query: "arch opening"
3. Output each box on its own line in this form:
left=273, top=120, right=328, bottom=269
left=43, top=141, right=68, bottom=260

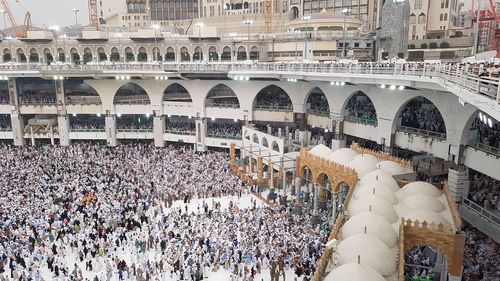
left=206, top=84, right=240, bottom=108
left=254, top=85, right=293, bottom=112
left=163, top=83, right=192, bottom=103
left=344, top=91, right=378, bottom=126
left=306, top=87, right=330, bottom=116
left=399, top=96, right=446, bottom=139
left=64, top=80, right=102, bottom=105
left=114, top=83, right=150, bottom=104
left=467, top=114, right=499, bottom=150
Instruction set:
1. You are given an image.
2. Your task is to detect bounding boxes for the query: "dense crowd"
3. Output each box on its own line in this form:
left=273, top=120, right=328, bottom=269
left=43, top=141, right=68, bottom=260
left=70, top=117, right=105, bottom=131
left=404, top=246, right=435, bottom=279
left=165, top=121, right=196, bottom=133
left=255, top=92, right=293, bottom=109
left=0, top=144, right=326, bottom=281
left=468, top=169, right=499, bottom=211
left=207, top=98, right=239, bottom=107
left=0, top=115, right=11, bottom=131
left=344, top=94, right=377, bottom=121
left=207, top=123, right=242, bottom=138
left=307, top=94, right=329, bottom=114
left=18, top=90, right=57, bottom=104
left=400, top=97, right=446, bottom=133
left=0, top=90, right=9, bottom=104
left=462, top=224, right=500, bottom=281
left=117, top=116, right=153, bottom=130
left=470, top=118, right=500, bottom=149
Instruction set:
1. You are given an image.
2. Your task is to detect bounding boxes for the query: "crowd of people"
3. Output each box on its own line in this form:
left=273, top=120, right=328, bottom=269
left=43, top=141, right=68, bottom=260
left=70, top=117, right=106, bottom=131
left=344, top=94, right=377, bottom=121
left=404, top=246, right=435, bottom=280
left=207, top=123, right=242, bottom=138
left=469, top=118, right=500, bottom=149
left=0, top=143, right=327, bottom=281
left=255, top=91, right=293, bottom=109
left=400, top=97, right=446, bottom=134
left=462, top=224, right=500, bottom=281
left=117, top=116, right=154, bottom=130
left=467, top=169, right=499, bottom=211
left=18, top=90, right=57, bottom=105
left=0, top=115, right=11, bottom=131
left=0, top=90, right=9, bottom=104
left=307, top=93, right=329, bottom=115
left=206, top=98, right=240, bottom=108
left=165, top=121, right=196, bottom=134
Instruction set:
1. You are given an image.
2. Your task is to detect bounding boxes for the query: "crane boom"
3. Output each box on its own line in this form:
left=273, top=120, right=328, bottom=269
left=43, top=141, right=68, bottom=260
left=88, top=0, right=99, bottom=28
left=0, top=0, right=18, bottom=35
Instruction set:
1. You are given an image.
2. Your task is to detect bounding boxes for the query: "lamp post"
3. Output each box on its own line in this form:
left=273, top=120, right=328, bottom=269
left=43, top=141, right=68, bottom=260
left=301, top=15, right=311, bottom=61
left=195, top=22, right=204, bottom=61
left=72, top=8, right=80, bottom=26
left=243, top=19, right=252, bottom=60
left=341, top=7, right=351, bottom=58
left=151, top=24, right=160, bottom=61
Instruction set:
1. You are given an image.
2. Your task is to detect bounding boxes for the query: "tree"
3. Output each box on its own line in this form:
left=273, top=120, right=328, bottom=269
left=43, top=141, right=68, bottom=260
left=421, top=43, right=428, bottom=49
left=429, top=42, right=438, bottom=49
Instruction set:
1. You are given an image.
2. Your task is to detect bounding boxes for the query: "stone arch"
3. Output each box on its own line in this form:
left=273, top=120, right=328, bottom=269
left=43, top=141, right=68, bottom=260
left=125, top=47, right=134, bottom=61
left=205, top=83, right=240, bottom=108
left=163, top=83, right=193, bottom=102
left=64, top=80, right=102, bottom=104
left=180, top=46, right=190, bottom=61
left=70, top=48, right=80, bottom=63
left=16, top=48, right=26, bottom=62
left=137, top=46, right=148, bottom=62
left=193, top=46, right=203, bottom=61
left=110, top=47, right=120, bottom=61
left=465, top=111, right=499, bottom=149
left=253, top=133, right=259, bottom=143
left=97, top=47, right=107, bottom=61
left=2, top=48, right=11, bottom=62
left=343, top=91, right=378, bottom=126
left=152, top=46, right=161, bottom=61
left=250, top=45, right=259, bottom=60
left=42, top=48, right=52, bottom=63
left=237, top=46, right=247, bottom=60
left=221, top=46, right=231, bottom=61
left=208, top=46, right=218, bottom=61
left=83, top=47, right=93, bottom=63
left=395, top=96, right=447, bottom=138
left=306, top=87, right=330, bottom=116
left=166, top=46, right=175, bottom=61
left=289, top=6, right=299, bottom=20
left=271, top=140, right=280, bottom=152
left=29, top=48, right=39, bottom=63
left=262, top=137, right=269, bottom=147
left=113, top=83, right=150, bottom=104
left=254, top=85, right=293, bottom=112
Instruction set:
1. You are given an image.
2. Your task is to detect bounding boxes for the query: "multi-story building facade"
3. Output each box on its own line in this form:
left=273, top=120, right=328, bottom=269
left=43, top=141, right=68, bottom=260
left=408, top=0, right=460, bottom=40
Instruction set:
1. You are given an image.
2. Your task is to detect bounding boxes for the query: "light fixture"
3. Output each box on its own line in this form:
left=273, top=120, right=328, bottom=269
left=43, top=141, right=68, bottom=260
left=234, top=118, right=238, bottom=122
left=389, top=85, right=396, bottom=90
left=155, top=76, right=159, bottom=80
left=245, top=77, right=249, bottom=81
left=487, top=118, right=493, bottom=128
left=380, top=84, right=386, bottom=89
left=479, top=112, right=483, bottom=122
left=97, top=113, right=101, bottom=117
left=335, top=82, right=340, bottom=86
left=117, top=113, right=121, bottom=117
left=188, top=115, right=192, bottom=119
left=398, top=85, right=405, bottom=90
left=167, top=114, right=171, bottom=118
left=115, top=76, right=120, bottom=80
left=126, top=76, right=130, bottom=80
left=59, top=76, right=64, bottom=80
left=146, top=113, right=150, bottom=118
left=330, top=82, right=335, bottom=85
left=72, top=113, right=76, bottom=117
left=324, top=128, right=329, bottom=133
left=340, top=82, right=346, bottom=86
left=211, top=117, right=216, bottom=121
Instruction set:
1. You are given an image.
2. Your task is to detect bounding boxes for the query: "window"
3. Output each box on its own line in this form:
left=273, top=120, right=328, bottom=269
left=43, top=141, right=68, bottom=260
left=414, top=0, right=422, bottom=9
left=418, top=13, right=426, bottom=24
left=410, top=14, right=416, bottom=24
left=444, top=13, right=448, bottom=21
left=440, top=13, right=443, bottom=21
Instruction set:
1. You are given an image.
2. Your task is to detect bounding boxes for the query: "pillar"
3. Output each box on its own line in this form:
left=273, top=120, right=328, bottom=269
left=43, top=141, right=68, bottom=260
left=57, top=115, right=70, bottom=146
left=319, top=183, right=329, bottom=210
left=195, top=117, right=207, bottom=152
left=105, top=115, right=117, bottom=147
left=249, top=145, right=253, bottom=174
left=448, top=167, right=470, bottom=202
left=448, top=275, right=461, bottom=281
left=153, top=115, right=165, bottom=148
left=331, top=192, right=338, bottom=223
left=294, top=177, right=302, bottom=214
left=257, top=155, right=263, bottom=181
left=305, top=183, right=312, bottom=203
left=30, top=126, right=35, bottom=146
left=269, top=162, right=274, bottom=189
left=331, top=117, right=346, bottom=150
left=10, top=113, right=25, bottom=146
left=312, top=184, right=320, bottom=226
left=278, top=128, right=282, bottom=138
left=267, top=125, right=272, bottom=135
left=280, top=157, right=287, bottom=206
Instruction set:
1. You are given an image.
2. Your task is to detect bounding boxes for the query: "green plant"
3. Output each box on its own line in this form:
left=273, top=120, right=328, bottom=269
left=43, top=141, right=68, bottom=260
left=429, top=42, right=438, bottom=49
left=440, top=41, right=450, bottom=48
left=421, top=43, right=428, bottom=49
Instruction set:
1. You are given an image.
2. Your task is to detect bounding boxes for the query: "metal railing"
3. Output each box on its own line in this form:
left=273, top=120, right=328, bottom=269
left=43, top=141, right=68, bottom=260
left=205, top=103, right=240, bottom=109
left=206, top=134, right=242, bottom=140
left=344, top=115, right=378, bottom=126
left=0, top=128, right=11, bottom=132
left=398, top=125, right=447, bottom=140
left=114, top=98, right=150, bottom=105
left=70, top=128, right=105, bottom=132
left=307, top=108, right=330, bottom=117
left=164, top=130, right=196, bottom=135
left=19, top=100, right=57, bottom=106
left=468, top=141, right=500, bottom=157
left=254, top=104, right=293, bottom=112
left=117, top=129, right=153, bottom=133
left=460, top=197, right=500, bottom=228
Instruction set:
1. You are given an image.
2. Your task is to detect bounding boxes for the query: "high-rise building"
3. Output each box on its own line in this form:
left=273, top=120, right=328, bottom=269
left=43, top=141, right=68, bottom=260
left=408, top=0, right=460, bottom=40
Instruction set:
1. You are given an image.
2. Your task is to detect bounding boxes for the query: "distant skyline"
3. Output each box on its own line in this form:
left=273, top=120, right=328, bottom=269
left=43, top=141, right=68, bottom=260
left=3, top=0, right=89, bottom=29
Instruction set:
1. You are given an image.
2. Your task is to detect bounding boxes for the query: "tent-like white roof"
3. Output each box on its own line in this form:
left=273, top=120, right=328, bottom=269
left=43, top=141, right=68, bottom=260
left=348, top=156, right=378, bottom=178
left=402, top=193, right=445, bottom=212
left=324, top=263, right=385, bottom=281
left=327, top=148, right=359, bottom=165
left=309, top=144, right=333, bottom=159
left=355, top=183, right=399, bottom=205
left=337, top=233, right=397, bottom=276
left=347, top=195, right=399, bottom=223
left=397, top=181, right=441, bottom=199
left=359, top=170, right=400, bottom=192
left=376, top=160, right=410, bottom=175
left=342, top=212, right=398, bottom=247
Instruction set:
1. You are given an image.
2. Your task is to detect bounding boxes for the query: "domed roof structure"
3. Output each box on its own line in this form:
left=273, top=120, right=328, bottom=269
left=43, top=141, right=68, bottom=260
left=327, top=148, right=358, bottom=165
left=359, top=170, right=400, bottom=192
left=376, top=160, right=409, bottom=175
left=402, top=194, right=445, bottom=212
left=324, top=263, right=385, bottom=281
left=309, top=144, right=333, bottom=159
left=402, top=209, right=451, bottom=228
left=342, top=212, right=398, bottom=247
left=355, top=182, right=399, bottom=205
left=397, top=181, right=441, bottom=198
left=337, top=233, right=397, bottom=276
left=348, top=156, right=378, bottom=178
left=347, top=195, right=399, bottom=223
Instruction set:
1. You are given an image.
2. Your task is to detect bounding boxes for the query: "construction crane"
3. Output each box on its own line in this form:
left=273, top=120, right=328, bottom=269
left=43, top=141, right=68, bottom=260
left=0, top=0, right=31, bottom=38
left=88, top=0, right=99, bottom=29
left=472, top=0, right=500, bottom=56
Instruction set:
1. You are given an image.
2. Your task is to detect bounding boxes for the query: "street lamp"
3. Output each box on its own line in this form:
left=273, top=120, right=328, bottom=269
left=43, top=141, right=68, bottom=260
left=151, top=24, right=160, bottom=61
left=341, top=7, right=351, bottom=58
left=243, top=19, right=252, bottom=60
left=301, top=15, right=311, bottom=61
left=195, top=22, right=204, bottom=61
left=72, top=8, right=80, bottom=26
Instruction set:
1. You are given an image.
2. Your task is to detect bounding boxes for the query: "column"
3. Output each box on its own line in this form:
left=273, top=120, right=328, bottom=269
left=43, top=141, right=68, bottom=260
left=331, top=192, right=338, bottom=223
left=305, top=182, right=312, bottom=203
left=57, top=115, right=70, bottom=146
left=195, top=117, right=207, bottom=152
left=249, top=145, right=253, bottom=174
left=448, top=167, right=470, bottom=202
left=319, top=183, right=329, bottom=210
left=10, top=113, right=25, bottom=146
left=267, top=125, right=272, bottom=135
left=153, top=115, right=165, bottom=147
left=331, top=116, right=346, bottom=150
left=105, top=115, right=117, bottom=146
left=294, top=177, right=302, bottom=214
left=281, top=158, right=287, bottom=206
left=278, top=128, right=282, bottom=138
left=312, top=184, right=320, bottom=226
left=269, top=163, right=274, bottom=189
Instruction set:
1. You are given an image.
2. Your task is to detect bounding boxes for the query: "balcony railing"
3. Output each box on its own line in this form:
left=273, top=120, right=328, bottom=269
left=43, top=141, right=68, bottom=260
left=468, top=141, right=500, bottom=157
left=460, top=198, right=500, bottom=228
left=0, top=128, right=11, bottom=132
left=344, top=115, right=378, bottom=126
left=164, top=130, right=196, bottom=136
left=254, top=104, right=293, bottom=112
left=398, top=125, right=447, bottom=140
left=307, top=108, right=330, bottom=117
left=207, top=134, right=242, bottom=140
left=117, top=129, right=153, bottom=133
left=70, top=128, right=105, bottom=132
left=205, top=103, right=240, bottom=109
left=19, top=100, right=57, bottom=106
left=114, top=99, right=150, bottom=105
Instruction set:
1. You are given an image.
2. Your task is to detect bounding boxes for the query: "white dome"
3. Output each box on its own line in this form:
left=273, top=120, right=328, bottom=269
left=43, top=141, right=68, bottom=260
left=354, top=183, right=399, bottom=205
left=402, top=194, right=445, bottom=212
left=359, top=170, right=400, bottom=192
left=348, top=195, right=399, bottom=223
left=348, top=156, right=378, bottom=178
left=398, top=182, right=441, bottom=198
left=402, top=209, right=451, bottom=227
left=342, top=212, right=398, bottom=247
left=376, top=160, right=408, bottom=175
left=324, top=263, right=385, bottom=281
left=328, top=148, right=359, bottom=165
left=309, top=144, right=333, bottom=159
left=337, top=233, right=397, bottom=276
